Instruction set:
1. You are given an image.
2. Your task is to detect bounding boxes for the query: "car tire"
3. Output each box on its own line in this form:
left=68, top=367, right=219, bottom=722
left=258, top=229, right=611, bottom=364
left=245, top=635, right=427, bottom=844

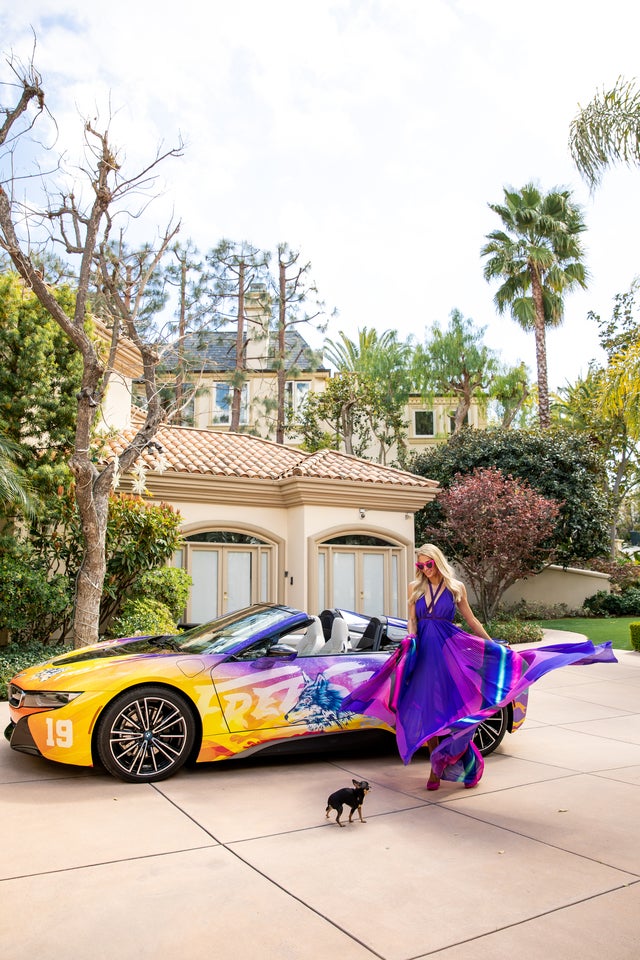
left=95, top=685, right=197, bottom=783
left=473, top=707, right=508, bottom=757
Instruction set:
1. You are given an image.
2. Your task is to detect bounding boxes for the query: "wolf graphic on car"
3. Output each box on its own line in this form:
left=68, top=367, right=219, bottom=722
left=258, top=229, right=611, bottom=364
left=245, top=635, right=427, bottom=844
left=285, top=672, right=354, bottom=731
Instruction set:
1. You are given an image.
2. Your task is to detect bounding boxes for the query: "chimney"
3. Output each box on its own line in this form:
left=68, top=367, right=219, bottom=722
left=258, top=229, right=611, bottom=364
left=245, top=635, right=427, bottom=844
left=245, top=283, right=271, bottom=369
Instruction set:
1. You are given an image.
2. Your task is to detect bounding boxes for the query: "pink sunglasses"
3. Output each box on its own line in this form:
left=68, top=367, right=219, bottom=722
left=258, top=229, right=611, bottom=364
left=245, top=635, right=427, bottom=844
left=415, top=559, right=435, bottom=572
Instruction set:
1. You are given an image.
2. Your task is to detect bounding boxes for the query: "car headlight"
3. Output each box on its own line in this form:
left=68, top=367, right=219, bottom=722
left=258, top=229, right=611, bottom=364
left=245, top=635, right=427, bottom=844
left=20, top=690, right=83, bottom=709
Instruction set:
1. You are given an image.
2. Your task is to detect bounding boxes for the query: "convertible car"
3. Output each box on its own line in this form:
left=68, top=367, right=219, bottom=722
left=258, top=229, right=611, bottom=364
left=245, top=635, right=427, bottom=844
left=5, top=603, right=528, bottom=783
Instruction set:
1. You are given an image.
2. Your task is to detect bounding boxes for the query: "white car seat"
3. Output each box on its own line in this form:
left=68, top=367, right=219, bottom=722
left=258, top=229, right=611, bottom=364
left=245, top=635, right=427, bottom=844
left=320, top=617, right=350, bottom=654
left=296, top=616, right=325, bottom=656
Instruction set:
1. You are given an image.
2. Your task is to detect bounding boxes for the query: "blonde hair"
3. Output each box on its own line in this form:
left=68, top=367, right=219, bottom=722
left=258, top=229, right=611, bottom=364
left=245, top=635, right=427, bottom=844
left=409, top=543, right=464, bottom=604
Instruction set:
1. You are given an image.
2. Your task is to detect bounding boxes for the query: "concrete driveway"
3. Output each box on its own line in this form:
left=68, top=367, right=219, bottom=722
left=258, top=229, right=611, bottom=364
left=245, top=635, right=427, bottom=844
left=1, top=638, right=639, bottom=959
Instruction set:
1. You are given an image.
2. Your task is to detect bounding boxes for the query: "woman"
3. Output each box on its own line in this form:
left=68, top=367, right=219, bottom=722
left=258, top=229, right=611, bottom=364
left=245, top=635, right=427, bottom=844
left=342, top=543, right=617, bottom=790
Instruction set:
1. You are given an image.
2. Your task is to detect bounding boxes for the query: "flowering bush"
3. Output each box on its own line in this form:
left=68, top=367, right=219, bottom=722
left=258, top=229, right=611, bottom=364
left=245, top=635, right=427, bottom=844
left=427, top=466, right=560, bottom=621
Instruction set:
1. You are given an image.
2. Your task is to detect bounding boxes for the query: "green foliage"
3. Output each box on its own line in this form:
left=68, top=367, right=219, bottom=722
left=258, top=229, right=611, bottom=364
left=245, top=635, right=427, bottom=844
left=569, top=77, right=640, bottom=188
left=3, top=493, right=184, bottom=643
left=291, top=370, right=407, bottom=464
left=576, top=556, right=640, bottom=592
left=0, top=538, right=72, bottom=643
left=554, top=283, right=640, bottom=550
left=325, top=327, right=414, bottom=403
left=630, top=622, right=640, bottom=652
left=0, top=429, right=37, bottom=515
left=584, top=589, right=640, bottom=617
left=0, top=272, right=82, bottom=501
left=487, top=618, right=544, bottom=645
left=0, top=640, right=73, bottom=701
left=482, top=184, right=588, bottom=334
left=410, top=427, right=611, bottom=562
left=489, top=362, right=534, bottom=429
left=501, top=599, right=574, bottom=620
left=425, top=466, right=560, bottom=621
left=413, top=309, right=497, bottom=431
left=101, top=496, right=184, bottom=631
left=481, top=183, right=587, bottom=427
left=107, top=597, right=178, bottom=638
left=129, top=567, right=192, bottom=621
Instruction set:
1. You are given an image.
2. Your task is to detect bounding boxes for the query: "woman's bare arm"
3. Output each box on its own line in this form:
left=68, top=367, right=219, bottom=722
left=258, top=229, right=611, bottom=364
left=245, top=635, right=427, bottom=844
left=456, top=586, right=492, bottom=641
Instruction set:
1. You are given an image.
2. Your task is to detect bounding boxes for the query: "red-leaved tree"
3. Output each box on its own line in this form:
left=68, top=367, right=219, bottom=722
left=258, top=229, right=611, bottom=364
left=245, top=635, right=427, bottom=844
left=428, top=466, right=560, bottom=621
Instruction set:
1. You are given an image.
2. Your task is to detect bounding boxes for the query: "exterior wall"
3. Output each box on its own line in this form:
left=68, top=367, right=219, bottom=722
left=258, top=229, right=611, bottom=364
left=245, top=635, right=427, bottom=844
left=303, top=503, right=415, bottom=614
left=189, top=369, right=330, bottom=442
left=139, top=478, right=427, bottom=619
left=494, top=565, right=611, bottom=612
left=405, top=395, right=486, bottom=453
left=98, top=373, right=133, bottom=432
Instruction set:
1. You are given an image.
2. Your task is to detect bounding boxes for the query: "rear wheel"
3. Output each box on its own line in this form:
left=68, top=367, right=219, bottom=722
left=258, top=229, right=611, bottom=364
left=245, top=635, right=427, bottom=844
left=473, top=707, right=508, bottom=756
left=96, top=685, right=196, bottom=783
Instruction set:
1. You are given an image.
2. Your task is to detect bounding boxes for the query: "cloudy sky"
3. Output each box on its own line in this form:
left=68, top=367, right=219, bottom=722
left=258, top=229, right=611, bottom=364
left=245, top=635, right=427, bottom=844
left=2, top=0, right=640, bottom=390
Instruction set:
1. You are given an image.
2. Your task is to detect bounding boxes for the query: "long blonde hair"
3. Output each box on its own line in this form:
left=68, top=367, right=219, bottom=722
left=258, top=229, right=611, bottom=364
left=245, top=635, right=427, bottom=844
left=409, top=543, right=464, bottom=604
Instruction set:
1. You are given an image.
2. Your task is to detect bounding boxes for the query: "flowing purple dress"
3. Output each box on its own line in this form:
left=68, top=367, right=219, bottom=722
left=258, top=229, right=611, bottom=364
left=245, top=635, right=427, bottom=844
left=342, top=585, right=618, bottom=787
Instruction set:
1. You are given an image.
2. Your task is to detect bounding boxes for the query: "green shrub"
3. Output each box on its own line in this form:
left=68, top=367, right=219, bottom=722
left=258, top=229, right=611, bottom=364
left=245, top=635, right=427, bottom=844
left=630, top=622, right=640, bottom=653
left=0, top=546, right=72, bottom=643
left=130, top=567, right=192, bottom=622
left=0, top=641, right=73, bottom=701
left=576, top=557, right=640, bottom=592
left=487, top=618, right=544, bottom=644
left=500, top=600, right=574, bottom=621
left=584, top=589, right=640, bottom=617
left=107, top=597, right=177, bottom=638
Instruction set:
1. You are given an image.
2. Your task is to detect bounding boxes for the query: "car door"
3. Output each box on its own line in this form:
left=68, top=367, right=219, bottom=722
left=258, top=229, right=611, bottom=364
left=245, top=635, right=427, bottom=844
left=211, top=631, right=379, bottom=738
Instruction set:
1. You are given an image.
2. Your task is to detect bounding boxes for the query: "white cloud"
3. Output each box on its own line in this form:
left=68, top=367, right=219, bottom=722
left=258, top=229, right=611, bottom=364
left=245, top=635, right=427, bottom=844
left=3, top=0, right=640, bottom=389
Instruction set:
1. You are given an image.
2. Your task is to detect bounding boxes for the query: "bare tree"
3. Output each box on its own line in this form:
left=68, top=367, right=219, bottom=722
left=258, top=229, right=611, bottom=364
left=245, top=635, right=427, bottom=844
left=273, top=243, right=327, bottom=444
left=206, top=240, right=270, bottom=431
left=0, top=53, right=182, bottom=646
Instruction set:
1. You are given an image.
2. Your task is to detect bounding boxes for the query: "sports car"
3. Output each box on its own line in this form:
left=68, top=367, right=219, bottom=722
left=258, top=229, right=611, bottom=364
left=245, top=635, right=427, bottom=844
left=4, top=603, right=528, bottom=783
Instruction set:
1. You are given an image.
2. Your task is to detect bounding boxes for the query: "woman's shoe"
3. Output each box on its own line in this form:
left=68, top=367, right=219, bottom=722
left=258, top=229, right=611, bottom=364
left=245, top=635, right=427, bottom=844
left=426, top=774, right=440, bottom=791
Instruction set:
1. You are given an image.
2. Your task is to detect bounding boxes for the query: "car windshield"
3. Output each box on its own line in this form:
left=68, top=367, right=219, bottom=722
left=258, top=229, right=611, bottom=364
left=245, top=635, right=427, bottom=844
left=177, top=604, right=306, bottom=655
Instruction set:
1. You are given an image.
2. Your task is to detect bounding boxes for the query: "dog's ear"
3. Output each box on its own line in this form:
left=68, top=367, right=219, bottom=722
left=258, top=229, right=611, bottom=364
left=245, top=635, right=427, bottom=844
left=352, top=779, right=359, bottom=787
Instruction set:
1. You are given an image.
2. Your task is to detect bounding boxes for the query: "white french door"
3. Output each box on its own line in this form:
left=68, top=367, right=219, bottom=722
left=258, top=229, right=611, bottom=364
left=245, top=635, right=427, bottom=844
left=318, top=544, right=401, bottom=617
left=185, top=545, right=272, bottom=623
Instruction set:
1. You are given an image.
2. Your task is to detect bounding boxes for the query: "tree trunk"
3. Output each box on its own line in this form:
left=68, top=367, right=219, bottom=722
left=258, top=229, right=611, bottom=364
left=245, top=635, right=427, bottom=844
left=276, top=259, right=287, bottom=444
left=453, top=384, right=471, bottom=432
left=230, top=259, right=245, bottom=432
left=72, top=469, right=109, bottom=647
left=175, top=256, right=187, bottom=418
left=529, top=264, right=551, bottom=429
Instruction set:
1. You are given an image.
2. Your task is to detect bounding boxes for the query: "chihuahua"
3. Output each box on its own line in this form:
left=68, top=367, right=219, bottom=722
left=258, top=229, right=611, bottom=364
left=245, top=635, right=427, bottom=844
left=325, top=779, right=370, bottom=827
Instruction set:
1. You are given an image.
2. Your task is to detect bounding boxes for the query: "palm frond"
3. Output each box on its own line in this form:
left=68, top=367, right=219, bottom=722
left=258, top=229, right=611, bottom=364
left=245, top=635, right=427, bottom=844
left=569, top=76, right=640, bottom=187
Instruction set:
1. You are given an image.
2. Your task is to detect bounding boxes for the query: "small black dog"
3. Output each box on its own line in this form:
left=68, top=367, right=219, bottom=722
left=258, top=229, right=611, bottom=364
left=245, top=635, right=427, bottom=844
left=325, top=779, right=370, bottom=827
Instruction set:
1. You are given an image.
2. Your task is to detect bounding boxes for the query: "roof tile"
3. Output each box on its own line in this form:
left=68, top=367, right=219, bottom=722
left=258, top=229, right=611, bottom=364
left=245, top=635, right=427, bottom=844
left=104, top=424, right=434, bottom=488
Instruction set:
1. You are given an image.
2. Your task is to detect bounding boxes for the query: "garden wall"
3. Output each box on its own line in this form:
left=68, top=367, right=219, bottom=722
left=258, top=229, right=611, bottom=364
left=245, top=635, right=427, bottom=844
left=498, top=564, right=610, bottom=612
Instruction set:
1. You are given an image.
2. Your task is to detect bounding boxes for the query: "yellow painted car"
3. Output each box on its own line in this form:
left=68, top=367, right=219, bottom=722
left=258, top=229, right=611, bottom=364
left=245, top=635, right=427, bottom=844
left=5, top=603, right=526, bottom=782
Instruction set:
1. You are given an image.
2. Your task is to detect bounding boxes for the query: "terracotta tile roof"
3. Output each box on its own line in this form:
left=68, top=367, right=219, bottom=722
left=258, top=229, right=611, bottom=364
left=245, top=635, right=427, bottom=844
left=105, top=424, right=435, bottom=488
left=279, top=448, right=435, bottom=487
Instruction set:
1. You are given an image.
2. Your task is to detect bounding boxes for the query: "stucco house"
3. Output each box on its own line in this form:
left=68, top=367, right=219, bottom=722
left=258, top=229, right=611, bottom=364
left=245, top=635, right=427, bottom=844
left=102, top=338, right=438, bottom=623
left=106, top=424, right=437, bottom=623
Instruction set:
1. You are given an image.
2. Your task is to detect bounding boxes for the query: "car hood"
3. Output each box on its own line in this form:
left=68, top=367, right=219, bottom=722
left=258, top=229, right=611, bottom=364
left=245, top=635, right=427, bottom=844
left=10, top=635, right=224, bottom=690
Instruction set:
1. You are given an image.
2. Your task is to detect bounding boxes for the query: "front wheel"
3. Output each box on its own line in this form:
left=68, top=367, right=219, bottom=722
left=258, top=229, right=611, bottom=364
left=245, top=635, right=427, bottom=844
left=95, top=685, right=196, bottom=783
left=473, top=707, right=508, bottom=757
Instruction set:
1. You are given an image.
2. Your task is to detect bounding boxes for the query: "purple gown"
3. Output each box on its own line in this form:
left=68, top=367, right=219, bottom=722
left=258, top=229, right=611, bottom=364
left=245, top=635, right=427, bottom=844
left=342, top=585, right=617, bottom=787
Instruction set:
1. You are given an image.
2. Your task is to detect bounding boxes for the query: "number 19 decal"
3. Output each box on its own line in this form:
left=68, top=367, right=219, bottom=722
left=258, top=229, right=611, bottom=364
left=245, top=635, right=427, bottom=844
left=45, top=718, right=74, bottom=748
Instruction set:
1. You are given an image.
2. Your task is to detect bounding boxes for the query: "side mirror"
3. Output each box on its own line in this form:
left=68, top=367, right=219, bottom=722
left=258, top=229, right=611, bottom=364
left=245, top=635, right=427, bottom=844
left=253, top=643, right=298, bottom=668
left=267, top=643, right=298, bottom=658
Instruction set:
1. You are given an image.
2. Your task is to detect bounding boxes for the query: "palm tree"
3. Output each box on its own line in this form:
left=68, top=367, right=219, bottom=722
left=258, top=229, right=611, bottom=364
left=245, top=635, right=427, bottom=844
left=569, top=77, right=640, bottom=188
left=0, top=431, right=36, bottom=516
left=481, top=183, right=588, bottom=428
left=324, top=327, right=399, bottom=374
